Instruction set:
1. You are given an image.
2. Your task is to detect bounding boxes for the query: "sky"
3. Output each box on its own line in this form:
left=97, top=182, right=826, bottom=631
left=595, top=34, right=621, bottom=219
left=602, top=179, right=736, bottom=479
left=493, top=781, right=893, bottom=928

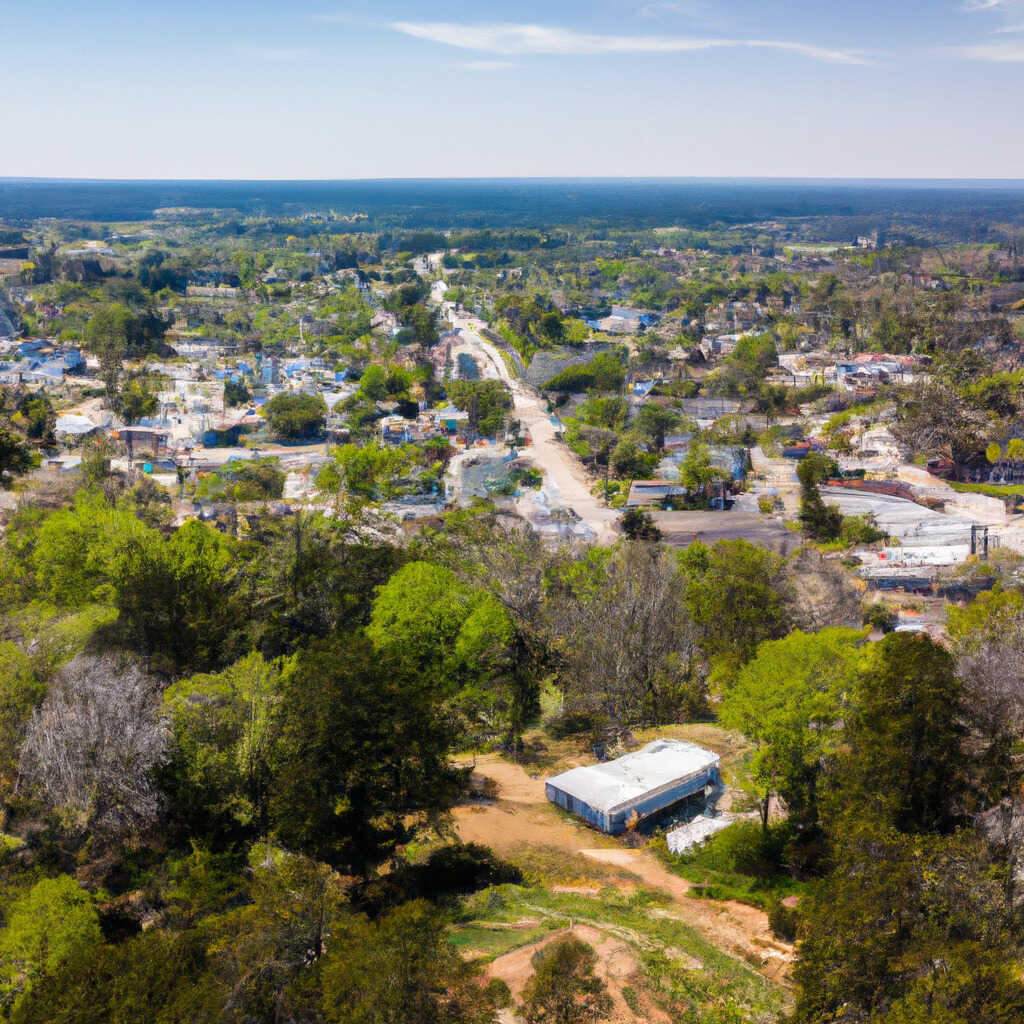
left=2, top=0, right=1023, bottom=179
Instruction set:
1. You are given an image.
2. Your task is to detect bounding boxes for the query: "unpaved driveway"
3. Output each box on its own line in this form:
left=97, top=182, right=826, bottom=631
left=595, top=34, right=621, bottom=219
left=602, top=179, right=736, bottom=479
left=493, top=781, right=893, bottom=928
left=453, top=755, right=793, bottom=981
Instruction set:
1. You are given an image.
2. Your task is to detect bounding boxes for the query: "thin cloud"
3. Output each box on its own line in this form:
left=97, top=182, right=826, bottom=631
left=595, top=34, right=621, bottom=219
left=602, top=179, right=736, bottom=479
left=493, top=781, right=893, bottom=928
left=947, top=39, right=1024, bottom=58
left=311, top=12, right=359, bottom=24
left=994, top=21, right=1024, bottom=30
left=962, top=0, right=1015, bottom=9
left=463, top=60, right=518, bottom=70
left=390, top=22, right=867, bottom=64
left=243, top=47, right=309, bottom=61
left=638, top=1, right=708, bottom=18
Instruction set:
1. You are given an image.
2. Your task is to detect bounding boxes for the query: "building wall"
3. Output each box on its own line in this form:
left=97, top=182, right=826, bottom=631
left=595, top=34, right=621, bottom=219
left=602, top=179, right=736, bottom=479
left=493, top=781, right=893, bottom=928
left=546, top=765, right=719, bottom=834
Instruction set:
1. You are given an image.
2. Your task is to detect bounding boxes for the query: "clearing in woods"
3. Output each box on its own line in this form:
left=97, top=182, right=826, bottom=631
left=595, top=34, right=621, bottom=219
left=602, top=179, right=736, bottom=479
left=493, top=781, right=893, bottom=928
left=452, top=754, right=792, bottom=982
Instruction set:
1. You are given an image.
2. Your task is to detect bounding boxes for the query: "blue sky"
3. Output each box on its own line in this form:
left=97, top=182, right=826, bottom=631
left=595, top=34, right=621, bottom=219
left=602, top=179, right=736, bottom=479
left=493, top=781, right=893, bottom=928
left=2, top=0, right=1023, bottom=179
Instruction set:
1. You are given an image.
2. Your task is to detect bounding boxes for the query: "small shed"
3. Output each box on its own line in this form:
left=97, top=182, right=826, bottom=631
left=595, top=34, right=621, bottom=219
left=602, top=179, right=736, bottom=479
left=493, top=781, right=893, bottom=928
left=545, top=739, right=720, bottom=834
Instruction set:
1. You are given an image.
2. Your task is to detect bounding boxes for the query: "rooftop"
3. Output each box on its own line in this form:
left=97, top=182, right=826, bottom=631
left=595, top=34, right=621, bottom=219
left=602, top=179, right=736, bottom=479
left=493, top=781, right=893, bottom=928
left=546, top=739, right=719, bottom=816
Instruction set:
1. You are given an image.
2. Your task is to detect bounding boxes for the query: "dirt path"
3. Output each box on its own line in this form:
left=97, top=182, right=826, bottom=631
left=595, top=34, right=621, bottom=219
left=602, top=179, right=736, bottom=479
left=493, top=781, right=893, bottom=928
left=487, top=923, right=670, bottom=1024
left=454, top=755, right=793, bottom=981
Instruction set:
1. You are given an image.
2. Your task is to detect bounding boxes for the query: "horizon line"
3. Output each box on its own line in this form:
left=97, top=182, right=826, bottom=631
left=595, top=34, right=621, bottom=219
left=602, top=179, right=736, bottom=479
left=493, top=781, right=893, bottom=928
left=3, top=175, right=1024, bottom=186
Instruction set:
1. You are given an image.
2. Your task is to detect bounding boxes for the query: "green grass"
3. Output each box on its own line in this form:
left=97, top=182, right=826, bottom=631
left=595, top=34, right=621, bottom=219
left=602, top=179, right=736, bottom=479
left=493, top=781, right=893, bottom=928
left=653, top=826, right=806, bottom=913
left=948, top=481, right=1024, bottom=499
left=450, top=882, right=787, bottom=1021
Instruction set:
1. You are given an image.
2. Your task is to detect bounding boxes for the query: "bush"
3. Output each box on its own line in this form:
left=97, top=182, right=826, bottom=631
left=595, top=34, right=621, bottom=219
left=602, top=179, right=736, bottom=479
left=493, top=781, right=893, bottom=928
left=544, top=363, right=597, bottom=393
left=863, top=602, right=897, bottom=633
left=839, top=514, right=887, bottom=545
left=547, top=709, right=603, bottom=739
left=767, top=898, right=799, bottom=941
left=352, top=843, right=522, bottom=914
left=544, top=351, right=624, bottom=393
left=262, top=392, right=326, bottom=440
left=620, top=507, right=661, bottom=541
left=682, top=820, right=792, bottom=879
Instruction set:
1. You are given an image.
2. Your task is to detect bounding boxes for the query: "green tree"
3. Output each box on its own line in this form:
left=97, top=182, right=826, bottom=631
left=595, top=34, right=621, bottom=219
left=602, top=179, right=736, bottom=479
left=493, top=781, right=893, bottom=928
left=224, top=379, right=252, bottom=407
left=797, top=453, right=842, bottom=542
left=322, top=900, right=501, bottom=1024
left=791, top=828, right=1023, bottom=1024
left=634, top=403, right=682, bottom=451
left=262, top=392, right=326, bottom=440
left=183, top=846, right=347, bottom=1022
left=720, top=628, right=864, bottom=829
left=163, top=652, right=292, bottom=839
left=84, top=303, right=134, bottom=402
left=539, top=311, right=564, bottom=342
left=31, top=491, right=154, bottom=606
left=83, top=303, right=167, bottom=405
left=111, top=517, right=238, bottom=671
left=0, top=427, right=33, bottom=487
left=610, top=437, right=650, bottom=478
left=679, top=441, right=728, bottom=504
left=679, top=539, right=789, bottom=684
left=446, top=379, right=513, bottom=438
left=358, top=363, right=388, bottom=401
left=0, top=642, right=44, bottom=796
left=316, top=443, right=407, bottom=502
left=827, top=632, right=968, bottom=837
left=366, top=562, right=474, bottom=678
left=0, top=876, right=101, bottom=1014
left=117, top=376, right=158, bottom=426
left=520, top=936, right=612, bottom=1024
left=268, top=635, right=460, bottom=876
left=620, top=507, right=661, bottom=541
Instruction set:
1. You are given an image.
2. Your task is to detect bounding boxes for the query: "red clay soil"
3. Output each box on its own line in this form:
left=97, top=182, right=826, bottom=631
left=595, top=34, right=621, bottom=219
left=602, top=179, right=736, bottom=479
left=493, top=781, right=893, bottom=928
left=486, top=923, right=670, bottom=1024
left=453, top=754, right=793, bottom=983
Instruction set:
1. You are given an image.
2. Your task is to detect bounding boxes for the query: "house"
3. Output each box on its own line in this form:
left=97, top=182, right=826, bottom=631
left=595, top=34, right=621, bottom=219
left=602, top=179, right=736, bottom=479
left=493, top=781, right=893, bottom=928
left=545, top=739, right=720, bottom=835
left=625, top=480, right=687, bottom=508
left=111, top=427, right=169, bottom=455
left=55, top=414, right=103, bottom=444
left=432, top=404, right=470, bottom=434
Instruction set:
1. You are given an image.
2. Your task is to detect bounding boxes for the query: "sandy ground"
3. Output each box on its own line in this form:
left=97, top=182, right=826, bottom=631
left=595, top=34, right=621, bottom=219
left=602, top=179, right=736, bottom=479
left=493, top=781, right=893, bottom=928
left=451, top=318, right=620, bottom=544
left=487, top=923, right=670, bottom=1024
left=453, top=755, right=793, bottom=982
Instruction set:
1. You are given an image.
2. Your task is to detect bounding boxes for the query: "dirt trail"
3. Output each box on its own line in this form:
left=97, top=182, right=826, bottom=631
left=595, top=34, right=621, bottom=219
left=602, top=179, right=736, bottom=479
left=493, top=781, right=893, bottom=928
left=453, top=755, right=793, bottom=982
left=487, top=923, right=670, bottom=1024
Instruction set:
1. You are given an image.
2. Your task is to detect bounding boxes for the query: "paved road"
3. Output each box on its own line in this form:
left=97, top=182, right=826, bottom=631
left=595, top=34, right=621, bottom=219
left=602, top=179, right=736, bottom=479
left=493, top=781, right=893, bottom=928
left=450, top=314, right=619, bottom=543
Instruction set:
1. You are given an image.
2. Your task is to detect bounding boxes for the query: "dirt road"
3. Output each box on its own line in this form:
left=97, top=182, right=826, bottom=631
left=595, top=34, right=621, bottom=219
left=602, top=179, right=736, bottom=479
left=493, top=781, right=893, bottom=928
left=453, top=754, right=793, bottom=981
left=450, top=316, right=619, bottom=543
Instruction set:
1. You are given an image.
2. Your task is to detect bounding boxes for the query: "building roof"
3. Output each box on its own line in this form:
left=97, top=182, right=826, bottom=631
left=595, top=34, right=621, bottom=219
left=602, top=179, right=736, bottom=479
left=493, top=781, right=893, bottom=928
left=546, top=739, right=719, bottom=816
left=56, top=413, right=102, bottom=435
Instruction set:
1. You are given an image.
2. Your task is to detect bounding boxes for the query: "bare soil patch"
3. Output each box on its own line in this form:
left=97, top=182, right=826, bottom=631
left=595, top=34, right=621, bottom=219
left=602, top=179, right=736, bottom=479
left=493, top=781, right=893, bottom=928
left=486, top=923, right=670, bottom=1024
left=453, top=754, right=793, bottom=982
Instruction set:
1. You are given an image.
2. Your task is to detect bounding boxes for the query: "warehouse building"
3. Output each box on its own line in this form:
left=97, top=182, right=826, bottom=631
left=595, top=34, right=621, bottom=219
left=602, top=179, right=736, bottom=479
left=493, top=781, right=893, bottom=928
left=545, top=739, right=720, bottom=835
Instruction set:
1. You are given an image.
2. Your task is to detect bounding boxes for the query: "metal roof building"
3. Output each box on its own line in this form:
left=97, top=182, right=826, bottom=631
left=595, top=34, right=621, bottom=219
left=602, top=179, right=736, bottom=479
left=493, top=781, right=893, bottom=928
left=545, top=739, right=720, bottom=834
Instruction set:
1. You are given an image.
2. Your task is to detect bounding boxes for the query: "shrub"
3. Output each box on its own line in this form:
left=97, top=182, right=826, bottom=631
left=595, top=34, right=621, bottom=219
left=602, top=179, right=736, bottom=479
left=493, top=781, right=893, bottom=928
left=262, top=392, right=326, bottom=440
left=682, top=820, right=792, bottom=879
left=767, top=898, right=799, bottom=941
left=839, top=514, right=886, bottom=545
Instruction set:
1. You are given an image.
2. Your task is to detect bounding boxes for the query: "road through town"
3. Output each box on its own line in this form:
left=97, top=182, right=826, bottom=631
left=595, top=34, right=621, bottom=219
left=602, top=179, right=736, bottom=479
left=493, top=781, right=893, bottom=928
left=449, top=311, right=619, bottom=543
